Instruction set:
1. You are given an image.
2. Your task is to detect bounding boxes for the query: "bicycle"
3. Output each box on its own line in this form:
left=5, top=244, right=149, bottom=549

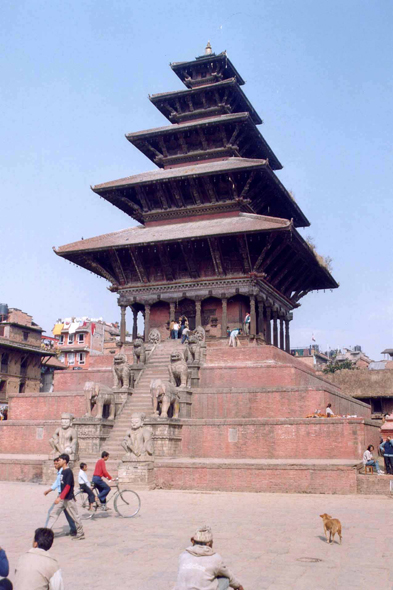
left=75, top=479, right=140, bottom=519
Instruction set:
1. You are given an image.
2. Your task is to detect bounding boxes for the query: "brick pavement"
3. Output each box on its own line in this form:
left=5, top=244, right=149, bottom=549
left=1, top=482, right=393, bottom=589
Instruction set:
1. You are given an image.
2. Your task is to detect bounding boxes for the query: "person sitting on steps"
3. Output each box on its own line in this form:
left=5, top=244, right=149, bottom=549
left=363, top=444, right=384, bottom=475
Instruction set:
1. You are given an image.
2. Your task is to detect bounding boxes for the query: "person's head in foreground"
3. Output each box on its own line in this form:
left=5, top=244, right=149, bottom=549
left=191, top=525, right=213, bottom=547
left=0, top=579, right=13, bottom=589
left=33, top=528, right=54, bottom=551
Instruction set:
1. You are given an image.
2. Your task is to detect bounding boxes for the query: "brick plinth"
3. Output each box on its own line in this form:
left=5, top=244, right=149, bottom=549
left=0, top=456, right=44, bottom=482
left=191, top=387, right=371, bottom=420
left=154, top=459, right=358, bottom=494
left=8, top=392, right=86, bottom=421
left=118, top=459, right=155, bottom=490
left=0, top=421, right=58, bottom=454
left=356, top=473, right=393, bottom=495
left=180, top=418, right=380, bottom=460
left=147, top=420, right=183, bottom=456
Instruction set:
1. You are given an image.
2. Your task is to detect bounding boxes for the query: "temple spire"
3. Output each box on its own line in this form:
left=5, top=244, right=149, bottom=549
left=205, top=41, right=212, bottom=55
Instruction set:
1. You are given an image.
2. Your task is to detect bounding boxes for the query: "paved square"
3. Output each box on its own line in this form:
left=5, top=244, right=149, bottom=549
left=1, top=482, right=393, bottom=589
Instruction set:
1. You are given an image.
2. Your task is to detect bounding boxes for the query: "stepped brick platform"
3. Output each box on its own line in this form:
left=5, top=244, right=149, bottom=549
left=0, top=340, right=382, bottom=493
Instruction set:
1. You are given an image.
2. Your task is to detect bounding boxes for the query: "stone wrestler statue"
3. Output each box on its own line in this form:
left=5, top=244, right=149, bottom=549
left=49, top=412, right=78, bottom=460
left=121, top=412, right=154, bottom=459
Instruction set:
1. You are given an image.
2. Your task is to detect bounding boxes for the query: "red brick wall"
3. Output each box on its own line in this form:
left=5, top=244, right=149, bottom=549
left=150, top=302, right=170, bottom=341
left=155, top=463, right=357, bottom=494
left=180, top=419, right=380, bottom=460
left=0, top=421, right=56, bottom=454
left=191, top=388, right=371, bottom=420
left=54, top=368, right=113, bottom=391
left=0, top=459, right=43, bottom=482
left=8, top=392, right=86, bottom=420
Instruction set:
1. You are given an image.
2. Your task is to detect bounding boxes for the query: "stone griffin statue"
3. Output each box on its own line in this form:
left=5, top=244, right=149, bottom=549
left=148, top=328, right=161, bottom=345
left=150, top=379, right=180, bottom=419
left=133, top=337, right=147, bottom=365
left=168, top=350, right=188, bottom=387
left=113, top=353, right=134, bottom=390
left=49, top=412, right=78, bottom=460
left=194, top=325, right=206, bottom=343
left=83, top=381, right=116, bottom=420
left=184, top=333, right=201, bottom=364
left=121, top=412, right=154, bottom=459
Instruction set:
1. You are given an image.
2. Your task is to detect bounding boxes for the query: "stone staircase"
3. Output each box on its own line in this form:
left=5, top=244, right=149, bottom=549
left=103, top=338, right=183, bottom=461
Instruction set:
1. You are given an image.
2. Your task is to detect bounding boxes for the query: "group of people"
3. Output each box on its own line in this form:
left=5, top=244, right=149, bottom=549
left=170, top=315, right=190, bottom=343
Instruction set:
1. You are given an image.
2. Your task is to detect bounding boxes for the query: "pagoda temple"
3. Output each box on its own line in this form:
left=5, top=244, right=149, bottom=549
left=55, top=44, right=338, bottom=346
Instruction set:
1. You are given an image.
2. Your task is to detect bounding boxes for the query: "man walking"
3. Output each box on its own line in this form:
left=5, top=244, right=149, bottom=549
left=14, top=528, right=64, bottom=589
left=44, top=456, right=77, bottom=536
left=174, top=525, right=244, bottom=590
left=46, top=454, right=85, bottom=540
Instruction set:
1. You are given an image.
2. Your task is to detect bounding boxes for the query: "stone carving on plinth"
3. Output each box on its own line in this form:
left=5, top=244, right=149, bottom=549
left=84, top=381, right=116, bottom=420
left=113, top=353, right=134, bottom=390
left=194, top=325, right=206, bottom=343
left=49, top=413, right=79, bottom=461
left=150, top=379, right=180, bottom=419
left=148, top=328, right=161, bottom=345
left=118, top=412, right=155, bottom=489
left=168, top=350, right=188, bottom=387
left=133, top=338, right=147, bottom=365
left=121, top=412, right=154, bottom=460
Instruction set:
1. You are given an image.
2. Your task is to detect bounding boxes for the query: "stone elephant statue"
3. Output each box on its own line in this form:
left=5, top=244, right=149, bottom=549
left=150, top=379, right=180, bottom=419
left=84, top=381, right=116, bottom=420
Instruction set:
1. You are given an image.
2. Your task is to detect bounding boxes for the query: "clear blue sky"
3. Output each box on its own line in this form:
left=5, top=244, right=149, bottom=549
left=1, top=0, right=392, bottom=359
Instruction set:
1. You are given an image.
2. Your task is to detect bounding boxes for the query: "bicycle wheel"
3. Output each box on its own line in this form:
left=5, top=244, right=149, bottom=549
left=74, top=491, right=95, bottom=520
left=114, top=489, right=141, bottom=518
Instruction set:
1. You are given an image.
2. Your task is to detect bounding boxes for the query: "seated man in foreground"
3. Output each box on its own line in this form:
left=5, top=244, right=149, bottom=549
left=174, top=525, right=244, bottom=590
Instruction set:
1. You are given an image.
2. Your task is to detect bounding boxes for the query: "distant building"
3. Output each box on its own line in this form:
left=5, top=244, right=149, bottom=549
left=52, top=317, right=120, bottom=369
left=334, top=346, right=372, bottom=369
left=0, top=306, right=55, bottom=400
left=291, top=345, right=330, bottom=371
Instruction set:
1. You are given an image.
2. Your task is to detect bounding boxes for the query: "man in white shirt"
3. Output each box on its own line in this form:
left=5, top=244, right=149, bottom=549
left=326, top=403, right=334, bottom=417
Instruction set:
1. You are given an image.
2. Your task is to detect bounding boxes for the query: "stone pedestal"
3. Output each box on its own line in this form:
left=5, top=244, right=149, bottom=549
left=175, top=387, right=192, bottom=418
left=188, top=362, right=201, bottom=388
left=118, top=457, right=155, bottom=490
left=146, top=419, right=183, bottom=457
left=74, top=418, right=114, bottom=455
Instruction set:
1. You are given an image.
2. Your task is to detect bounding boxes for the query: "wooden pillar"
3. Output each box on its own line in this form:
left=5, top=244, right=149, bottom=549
left=169, top=302, right=176, bottom=323
left=120, top=305, right=126, bottom=345
left=273, top=310, right=278, bottom=347
left=250, top=295, right=257, bottom=336
left=195, top=300, right=202, bottom=328
left=257, top=299, right=264, bottom=336
left=279, top=315, right=285, bottom=350
left=144, top=304, right=150, bottom=342
left=265, top=306, right=272, bottom=345
left=285, top=316, right=291, bottom=353
left=221, top=298, right=227, bottom=337
left=132, top=307, right=138, bottom=340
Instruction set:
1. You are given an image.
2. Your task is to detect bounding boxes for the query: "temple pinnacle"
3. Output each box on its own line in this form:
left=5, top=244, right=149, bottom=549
left=205, top=41, right=212, bottom=55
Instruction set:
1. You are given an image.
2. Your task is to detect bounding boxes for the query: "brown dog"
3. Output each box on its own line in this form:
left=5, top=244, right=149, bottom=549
left=320, top=513, right=342, bottom=544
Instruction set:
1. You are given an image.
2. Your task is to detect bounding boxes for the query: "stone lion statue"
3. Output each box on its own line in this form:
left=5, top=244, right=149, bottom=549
left=168, top=350, right=188, bottom=388
left=185, top=334, right=201, bottom=364
left=84, top=381, right=116, bottom=420
left=148, top=328, right=161, bottom=345
left=150, top=379, right=180, bottom=419
left=113, top=353, right=134, bottom=390
left=133, top=338, right=147, bottom=365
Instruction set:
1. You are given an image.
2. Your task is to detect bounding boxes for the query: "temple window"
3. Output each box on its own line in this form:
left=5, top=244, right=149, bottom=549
left=23, top=331, right=29, bottom=341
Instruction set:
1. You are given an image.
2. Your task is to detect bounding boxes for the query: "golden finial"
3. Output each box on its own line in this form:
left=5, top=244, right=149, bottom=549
left=205, top=41, right=212, bottom=55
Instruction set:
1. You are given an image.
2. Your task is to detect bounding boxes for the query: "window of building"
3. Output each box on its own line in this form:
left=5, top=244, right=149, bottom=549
left=58, top=353, right=65, bottom=363
left=78, top=352, right=86, bottom=365
left=68, top=334, right=74, bottom=345
left=59, top=335, right=64, bottom=345
left=20, top=357, right=28, bottom=376
left=77, top=333, right=85, bottom=344
left=19, top=380, right=26, bottom=393
left=0, top=326, right=4, bottom=337
left=67, top=352, right=75, bottom=365
left=23, top=331, right=29, bottom=341
left=1, top=353, right=9, bottom=374
left=0, top=380, right=6, bottom=393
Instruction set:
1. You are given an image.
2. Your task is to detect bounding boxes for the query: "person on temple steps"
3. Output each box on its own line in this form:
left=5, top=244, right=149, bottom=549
left=243, top=313, right=251, bottom=335
left=228, top=328, right=241, bottom=347
left=325, top=403, right=334, bottom=417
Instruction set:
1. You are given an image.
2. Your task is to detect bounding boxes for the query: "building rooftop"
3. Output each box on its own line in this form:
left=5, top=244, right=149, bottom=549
left=170, top=51, right=245, bottom=86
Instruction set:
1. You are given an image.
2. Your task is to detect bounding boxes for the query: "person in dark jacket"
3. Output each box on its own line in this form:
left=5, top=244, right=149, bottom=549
left=0, top=548, right=9, bottom=578
left=382, top=437, right=393, bottom=474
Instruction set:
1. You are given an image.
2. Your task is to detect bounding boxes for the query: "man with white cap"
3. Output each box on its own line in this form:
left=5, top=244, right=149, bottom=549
left=174, top=525, right=244, bottom=590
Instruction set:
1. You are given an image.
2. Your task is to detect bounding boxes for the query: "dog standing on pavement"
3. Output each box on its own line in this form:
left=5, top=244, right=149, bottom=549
left=320, top=513, right=342, bottom=544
